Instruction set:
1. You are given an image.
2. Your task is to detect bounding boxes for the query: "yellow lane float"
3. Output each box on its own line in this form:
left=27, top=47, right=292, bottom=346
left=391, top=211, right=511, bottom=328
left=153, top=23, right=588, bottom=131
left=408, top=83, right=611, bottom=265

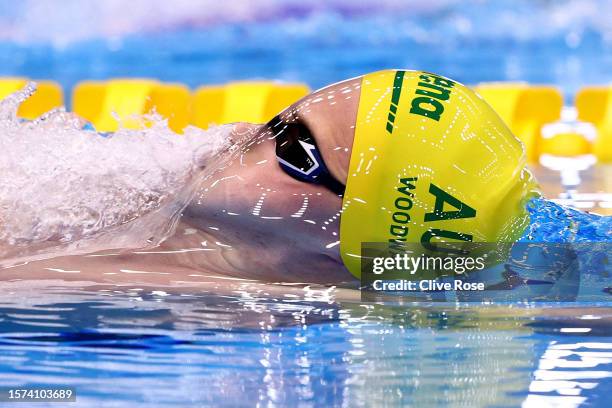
left=474, top=83, right=563, bottom=162
left=72, top=79, right=191, bottom=133
left=0, top=78, right=63, bottom=119
left=576, top=86, right=612, bottom=162
left=539, top=132, right=592, bottom=157
left=192, top=81, right=310, bottom=128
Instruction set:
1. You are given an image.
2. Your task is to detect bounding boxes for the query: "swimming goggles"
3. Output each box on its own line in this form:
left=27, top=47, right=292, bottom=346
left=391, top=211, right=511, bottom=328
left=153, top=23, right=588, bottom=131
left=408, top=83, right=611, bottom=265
left=269, top=114, right=345, bottom=196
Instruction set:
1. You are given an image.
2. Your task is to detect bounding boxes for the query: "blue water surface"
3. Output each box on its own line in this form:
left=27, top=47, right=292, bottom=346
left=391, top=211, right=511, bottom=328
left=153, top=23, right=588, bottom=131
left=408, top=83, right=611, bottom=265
left=0, top=278, right=610, bottom=407
left=524, top=198, right=612, bottom=243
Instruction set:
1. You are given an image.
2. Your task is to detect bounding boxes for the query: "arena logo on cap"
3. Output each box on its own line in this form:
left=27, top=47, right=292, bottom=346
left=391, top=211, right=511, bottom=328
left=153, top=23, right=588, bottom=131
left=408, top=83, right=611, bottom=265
left=409, top=73, right=456, bottom=122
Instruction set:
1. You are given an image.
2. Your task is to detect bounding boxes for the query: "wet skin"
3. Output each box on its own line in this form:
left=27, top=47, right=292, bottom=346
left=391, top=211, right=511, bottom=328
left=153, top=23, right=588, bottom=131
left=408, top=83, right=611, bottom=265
left=2, top=77, right=363, bottom=285
left=174, top=77, right=362, bottom=284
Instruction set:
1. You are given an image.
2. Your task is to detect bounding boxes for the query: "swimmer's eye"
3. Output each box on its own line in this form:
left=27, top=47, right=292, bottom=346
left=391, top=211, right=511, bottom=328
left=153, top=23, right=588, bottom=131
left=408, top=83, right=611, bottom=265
left=269, top=115, right=345, bottom=196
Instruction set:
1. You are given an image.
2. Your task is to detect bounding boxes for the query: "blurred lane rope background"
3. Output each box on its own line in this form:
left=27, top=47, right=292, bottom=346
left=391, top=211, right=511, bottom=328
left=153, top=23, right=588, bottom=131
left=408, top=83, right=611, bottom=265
left=0, top=0, right=610, bottom=98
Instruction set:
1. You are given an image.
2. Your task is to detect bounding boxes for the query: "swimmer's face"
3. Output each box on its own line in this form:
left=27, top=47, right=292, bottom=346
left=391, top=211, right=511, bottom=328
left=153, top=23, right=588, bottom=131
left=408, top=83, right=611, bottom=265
left=181, top=78, right=362, bottom=284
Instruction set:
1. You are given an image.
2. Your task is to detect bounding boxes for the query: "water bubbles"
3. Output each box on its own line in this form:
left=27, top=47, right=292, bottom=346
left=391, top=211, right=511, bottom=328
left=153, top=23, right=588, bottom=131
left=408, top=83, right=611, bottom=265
left=0, top=84, right=235, bottom=266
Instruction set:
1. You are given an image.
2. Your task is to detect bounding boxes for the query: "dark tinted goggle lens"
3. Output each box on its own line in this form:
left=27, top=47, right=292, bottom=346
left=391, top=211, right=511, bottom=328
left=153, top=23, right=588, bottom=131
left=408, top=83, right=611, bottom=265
left=269, top=115, right=345, bottom=196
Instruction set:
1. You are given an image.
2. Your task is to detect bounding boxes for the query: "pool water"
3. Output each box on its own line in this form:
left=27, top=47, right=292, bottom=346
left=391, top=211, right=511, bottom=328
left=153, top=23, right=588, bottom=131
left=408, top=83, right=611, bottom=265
left=0, top=280, right=610, bottom=407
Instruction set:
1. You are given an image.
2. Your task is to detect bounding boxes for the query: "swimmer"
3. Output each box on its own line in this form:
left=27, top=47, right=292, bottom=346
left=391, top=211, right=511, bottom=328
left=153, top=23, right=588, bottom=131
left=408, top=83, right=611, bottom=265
left=2, top=70, right=610, bottom=287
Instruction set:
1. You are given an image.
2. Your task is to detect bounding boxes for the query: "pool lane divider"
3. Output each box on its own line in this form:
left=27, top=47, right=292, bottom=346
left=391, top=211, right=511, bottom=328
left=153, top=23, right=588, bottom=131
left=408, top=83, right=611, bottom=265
left=0, top=77, right=611, bottom=162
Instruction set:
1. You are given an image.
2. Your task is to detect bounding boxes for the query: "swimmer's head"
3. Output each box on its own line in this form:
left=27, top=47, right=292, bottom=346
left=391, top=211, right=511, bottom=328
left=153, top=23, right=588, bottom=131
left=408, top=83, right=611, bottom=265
left=185, top=71, right=538, bottom=282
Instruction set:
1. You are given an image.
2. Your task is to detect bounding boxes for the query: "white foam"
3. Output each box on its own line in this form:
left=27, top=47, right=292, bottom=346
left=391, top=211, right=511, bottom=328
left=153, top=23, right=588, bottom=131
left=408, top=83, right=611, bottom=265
left=0, top=83, right=236, bottom=266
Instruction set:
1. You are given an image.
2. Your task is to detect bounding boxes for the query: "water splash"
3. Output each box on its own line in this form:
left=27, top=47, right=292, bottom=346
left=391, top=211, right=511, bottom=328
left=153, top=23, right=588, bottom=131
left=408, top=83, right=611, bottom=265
left=522, top=198, right=612, bottom=242
left=0, top=83, right=236, bottom=266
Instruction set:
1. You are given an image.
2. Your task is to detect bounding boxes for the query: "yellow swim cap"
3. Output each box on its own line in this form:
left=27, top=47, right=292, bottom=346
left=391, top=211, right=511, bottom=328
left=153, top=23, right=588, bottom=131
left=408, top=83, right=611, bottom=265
left=340, top=70, right=539, bottom=278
